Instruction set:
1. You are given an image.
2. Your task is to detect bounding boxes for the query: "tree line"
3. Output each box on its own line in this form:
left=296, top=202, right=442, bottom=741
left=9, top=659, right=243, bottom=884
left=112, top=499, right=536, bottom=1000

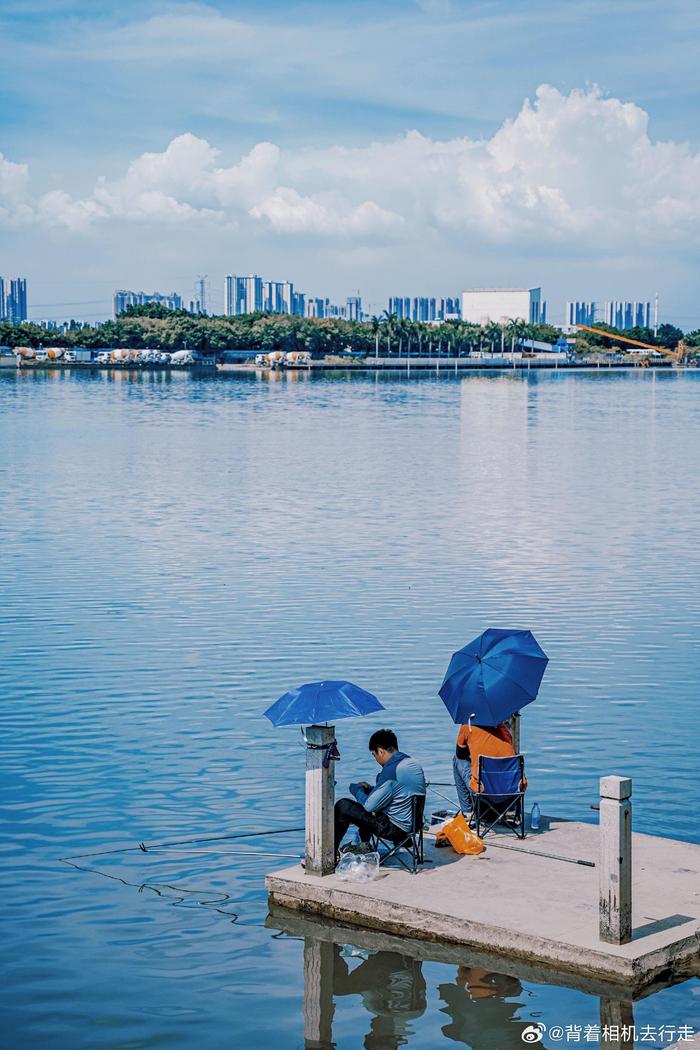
left=1, top=303, right=697, bottom=356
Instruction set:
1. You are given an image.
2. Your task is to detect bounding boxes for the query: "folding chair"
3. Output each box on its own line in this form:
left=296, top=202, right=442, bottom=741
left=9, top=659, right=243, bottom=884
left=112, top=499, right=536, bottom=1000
left=371, top=794, right=425, bottom=873
left=469, top=754, right=526, bottom=840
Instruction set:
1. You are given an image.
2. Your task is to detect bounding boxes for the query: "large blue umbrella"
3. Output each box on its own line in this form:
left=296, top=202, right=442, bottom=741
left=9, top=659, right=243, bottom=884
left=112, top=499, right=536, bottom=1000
left=264, top=679, right=385, bottom=727
left=439, top=628, right=548, bottom=725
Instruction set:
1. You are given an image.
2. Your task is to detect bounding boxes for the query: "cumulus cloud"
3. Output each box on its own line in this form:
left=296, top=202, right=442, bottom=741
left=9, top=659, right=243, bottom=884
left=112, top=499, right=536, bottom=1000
left=0, top=152, right=33, bottom=226
left=250, top=188, right=403, bottom=236
left=2, top=86, right=699, bottom=252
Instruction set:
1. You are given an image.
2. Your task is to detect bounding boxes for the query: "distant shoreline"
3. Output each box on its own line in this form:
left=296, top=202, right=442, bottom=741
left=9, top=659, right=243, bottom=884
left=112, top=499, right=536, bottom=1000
left=2, top=357, right=685, bottom=377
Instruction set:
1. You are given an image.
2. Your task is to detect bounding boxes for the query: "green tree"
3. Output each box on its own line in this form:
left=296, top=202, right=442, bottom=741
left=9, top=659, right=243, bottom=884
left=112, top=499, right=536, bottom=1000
left=655, top=323, right=683, bottom=350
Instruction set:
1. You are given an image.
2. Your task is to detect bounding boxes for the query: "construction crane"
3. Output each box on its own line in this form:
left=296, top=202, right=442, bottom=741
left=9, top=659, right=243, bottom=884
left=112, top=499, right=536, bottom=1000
left=574, top=325, right=680, bottom=360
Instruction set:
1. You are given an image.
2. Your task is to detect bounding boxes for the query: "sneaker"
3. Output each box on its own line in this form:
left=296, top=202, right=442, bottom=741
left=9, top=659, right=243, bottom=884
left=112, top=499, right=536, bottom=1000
left=340, top=842, right=374, bottom=856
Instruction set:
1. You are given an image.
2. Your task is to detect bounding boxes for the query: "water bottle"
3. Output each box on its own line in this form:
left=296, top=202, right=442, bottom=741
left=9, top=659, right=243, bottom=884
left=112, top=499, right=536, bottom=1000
left=530, top=802, right=541, bottom=831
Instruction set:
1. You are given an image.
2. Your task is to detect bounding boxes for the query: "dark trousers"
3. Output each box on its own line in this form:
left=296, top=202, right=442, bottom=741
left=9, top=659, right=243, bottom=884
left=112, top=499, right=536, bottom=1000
left=334, top=798, right=405, bottom=855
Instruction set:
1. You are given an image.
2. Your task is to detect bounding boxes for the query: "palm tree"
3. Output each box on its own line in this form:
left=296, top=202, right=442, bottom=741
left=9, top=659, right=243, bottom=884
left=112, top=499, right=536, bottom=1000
left=506, top=318, right=528, bottom=353
left=382, top=310, right=398, bottom=355
left=483, top=321, right=501, bottom=353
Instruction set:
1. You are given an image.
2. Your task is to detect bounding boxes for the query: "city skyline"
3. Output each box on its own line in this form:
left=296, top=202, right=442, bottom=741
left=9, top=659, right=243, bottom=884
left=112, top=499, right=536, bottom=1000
left=2, top=275, right=677, bottom=334
left=566, top=301, right=653, bottom=331
left=0, top=2, right=698, bottom=328
left=113, top=289, right=183, bottom=317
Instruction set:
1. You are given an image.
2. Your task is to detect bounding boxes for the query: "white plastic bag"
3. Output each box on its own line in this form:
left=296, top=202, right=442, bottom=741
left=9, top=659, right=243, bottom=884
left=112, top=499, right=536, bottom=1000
left=335, top=851, right=380, bottom=883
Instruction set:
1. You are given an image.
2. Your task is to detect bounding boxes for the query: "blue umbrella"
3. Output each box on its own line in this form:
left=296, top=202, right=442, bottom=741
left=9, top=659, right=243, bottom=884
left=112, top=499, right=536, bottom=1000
left=264, top=679, right=385, bottom=727
left=439, top=628, right=548, bottom=725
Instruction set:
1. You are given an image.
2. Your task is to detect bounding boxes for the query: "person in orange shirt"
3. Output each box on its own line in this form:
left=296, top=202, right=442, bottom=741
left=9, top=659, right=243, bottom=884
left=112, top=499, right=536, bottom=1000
left=453, top=722, right=524, bottom=816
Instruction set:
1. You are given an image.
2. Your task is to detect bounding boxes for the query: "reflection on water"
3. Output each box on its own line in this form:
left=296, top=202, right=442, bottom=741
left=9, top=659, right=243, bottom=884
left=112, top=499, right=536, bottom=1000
left=272, top=909, right=653, bottom=1050
left=1, top=368, right=699, bottom=1048
left=302, top=940, right=427, bottom=1049
left=439, top=968, right=523, bottom=1048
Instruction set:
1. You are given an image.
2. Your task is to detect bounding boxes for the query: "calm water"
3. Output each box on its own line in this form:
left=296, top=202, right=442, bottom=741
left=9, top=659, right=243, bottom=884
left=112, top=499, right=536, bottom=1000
left=1, top=366, right=699, bottom=1050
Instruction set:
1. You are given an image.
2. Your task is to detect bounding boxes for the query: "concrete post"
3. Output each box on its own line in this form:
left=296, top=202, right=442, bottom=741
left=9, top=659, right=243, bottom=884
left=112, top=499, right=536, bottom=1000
left=305, top=724, right=336, bottom=876
left=599, top=776, right=632, bottom=944
left=303, top=937, right=335, bottom=1048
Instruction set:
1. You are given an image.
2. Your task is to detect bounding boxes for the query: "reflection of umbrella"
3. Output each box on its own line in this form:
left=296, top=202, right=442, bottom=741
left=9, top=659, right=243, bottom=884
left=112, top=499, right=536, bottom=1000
left=439, top=628, right=548, bottom=726
left=264, top=679, right=385, bottom=727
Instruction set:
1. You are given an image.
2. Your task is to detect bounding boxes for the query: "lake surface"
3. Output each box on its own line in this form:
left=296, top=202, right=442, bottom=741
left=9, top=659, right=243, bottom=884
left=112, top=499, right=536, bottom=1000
left=1, top=366, right=699, bottom=1049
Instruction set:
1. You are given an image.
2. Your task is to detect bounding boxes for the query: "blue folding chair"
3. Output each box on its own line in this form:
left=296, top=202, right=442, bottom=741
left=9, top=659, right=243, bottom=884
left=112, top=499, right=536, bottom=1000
left=371, top=794, right=425, bottom=873
left=469, top=754, right=526, bottom=839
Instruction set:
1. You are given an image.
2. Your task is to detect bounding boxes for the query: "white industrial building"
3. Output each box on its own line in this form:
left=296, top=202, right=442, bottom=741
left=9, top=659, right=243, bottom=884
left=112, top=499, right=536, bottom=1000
left=461, top=288, right=543, bottom=325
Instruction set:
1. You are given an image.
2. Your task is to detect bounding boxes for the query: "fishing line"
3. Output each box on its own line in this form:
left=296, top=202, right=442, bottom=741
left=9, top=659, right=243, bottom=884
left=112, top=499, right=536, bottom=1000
left=59, top=824, right=306, bottom=924
left=60, top=825, right=304, bottom=863
left=61, top=857, right=241, bottom=917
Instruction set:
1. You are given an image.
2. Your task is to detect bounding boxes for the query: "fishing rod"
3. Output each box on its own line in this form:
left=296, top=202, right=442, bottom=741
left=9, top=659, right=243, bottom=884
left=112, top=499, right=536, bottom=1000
left=426, top=783, right=595, bottom=868
left=483, top=840, right=595, bottom=868
left=139, top=846, right=302, bottom=859
left=61, top=825, right=305, bottom=863
left=427, top=783, right=459, bottom=806
left=139, top=825, right=305, bottom=852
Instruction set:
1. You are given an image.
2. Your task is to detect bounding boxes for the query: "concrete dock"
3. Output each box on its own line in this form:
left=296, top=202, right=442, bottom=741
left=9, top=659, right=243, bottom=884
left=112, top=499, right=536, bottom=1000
left=266, top=816, right=700, bottom=992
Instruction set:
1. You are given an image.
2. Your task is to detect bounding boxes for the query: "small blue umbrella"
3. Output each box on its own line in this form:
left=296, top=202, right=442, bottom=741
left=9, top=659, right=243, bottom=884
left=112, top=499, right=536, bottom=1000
left=439, top=628, right=548, bottom=725
left=264, top=679, right=385, bottom=728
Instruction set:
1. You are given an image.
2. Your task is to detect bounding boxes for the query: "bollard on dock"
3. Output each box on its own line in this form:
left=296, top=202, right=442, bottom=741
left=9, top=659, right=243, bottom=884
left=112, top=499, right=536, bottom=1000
left=305, top=724, right=336, bottom=876
left=599, top=775, right=632, bottom=945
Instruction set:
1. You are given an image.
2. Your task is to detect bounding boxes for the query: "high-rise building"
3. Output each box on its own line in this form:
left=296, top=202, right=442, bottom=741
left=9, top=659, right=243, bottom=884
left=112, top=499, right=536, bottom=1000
left=346, top=296, right=362, bottom=321
left=224, top=271, right=357, bottom=320
left=226, top=274, right=277, bottom=315
left=566, top=302, right=597, bottom=327
left=566, top=300, right=651, bottom=331
left=1, top=277, right=28, bottom=322
left=113, top=289, right=182, bottom=317
left=280, top=281, right=293, bottom=314
left=389, top=296, right=412, bottom=320
left=262, top=280, right=292, bottom=314
left=306, top=298, right=326, bottom=319
left=461, top=288, right=542, bottom=325
left=224, top=276, right=248, bottom=316
left=244, top=275, right=263, bottom=314
left=605, top=301, right=651, bottom=330
left=388, top=295, right=461, bottom=322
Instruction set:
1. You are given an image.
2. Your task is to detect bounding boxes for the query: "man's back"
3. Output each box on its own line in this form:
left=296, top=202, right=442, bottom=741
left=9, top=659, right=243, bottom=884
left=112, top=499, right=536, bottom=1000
left=460, top=724, right=520, bottom=792
left=364, top=753, right=426, bottom=831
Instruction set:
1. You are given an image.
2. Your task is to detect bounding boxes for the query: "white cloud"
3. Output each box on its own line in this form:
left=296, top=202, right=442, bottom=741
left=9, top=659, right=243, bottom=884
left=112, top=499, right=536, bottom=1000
left=0, top=152, right=33, bottom=226
left=2, top=86, right=699, bottom=253
left=250, top=188, right=403, bottom=236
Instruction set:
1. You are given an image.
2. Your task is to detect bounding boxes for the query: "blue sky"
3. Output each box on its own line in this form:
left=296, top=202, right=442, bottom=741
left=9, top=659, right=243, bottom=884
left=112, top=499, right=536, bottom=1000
left=1, top=0, right=699, bottom=325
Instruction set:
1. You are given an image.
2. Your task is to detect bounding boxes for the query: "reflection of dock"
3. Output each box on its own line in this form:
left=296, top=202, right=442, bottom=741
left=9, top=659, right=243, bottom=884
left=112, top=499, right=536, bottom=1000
left=266, top=817, right=700, bottom=993
left=268, top=907, right=689, bottom=1050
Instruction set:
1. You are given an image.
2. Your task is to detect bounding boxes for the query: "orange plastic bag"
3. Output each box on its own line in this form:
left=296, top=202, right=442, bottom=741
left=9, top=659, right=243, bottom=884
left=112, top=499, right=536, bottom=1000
left=435, top=812, right=485, bottom=855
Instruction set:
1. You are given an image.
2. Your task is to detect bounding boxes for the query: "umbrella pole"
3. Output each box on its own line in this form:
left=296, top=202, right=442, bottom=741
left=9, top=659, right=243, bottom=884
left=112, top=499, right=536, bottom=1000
left=507, top=711, right=521, bottom=752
